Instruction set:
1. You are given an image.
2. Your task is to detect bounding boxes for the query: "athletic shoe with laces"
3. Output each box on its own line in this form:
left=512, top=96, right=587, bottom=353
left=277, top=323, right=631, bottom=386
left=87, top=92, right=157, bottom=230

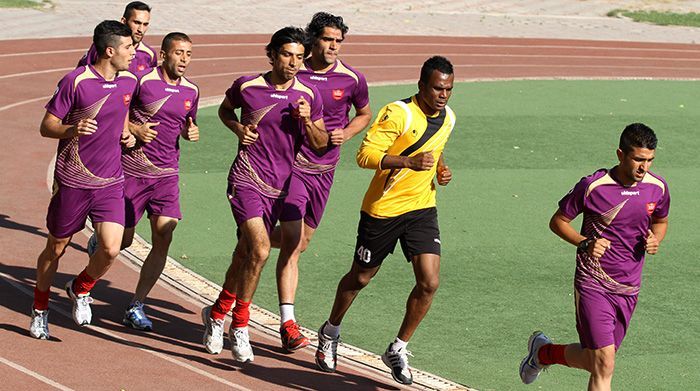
left=122, top=301, right=153, bottom=331
left=381, top=344, right=414, bottom=385
left=201, top=305, right=225, bottom=354
left=519, top=331, right=552, bottom=384
left=230, top=326, right=254, bottom=362
left=29, top=308, right=50, bottom=339
left=315, top=322, right=339, bottom=372
left=86, top=234, right=98, bottom=257
left=280, top=319, right=310, bottom=352
left=65, top=279, right=93, bottom=326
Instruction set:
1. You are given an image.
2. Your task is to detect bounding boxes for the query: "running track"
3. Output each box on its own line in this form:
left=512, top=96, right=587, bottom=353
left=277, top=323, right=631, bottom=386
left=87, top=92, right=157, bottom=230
left=1, top=34, right=699, bottom=391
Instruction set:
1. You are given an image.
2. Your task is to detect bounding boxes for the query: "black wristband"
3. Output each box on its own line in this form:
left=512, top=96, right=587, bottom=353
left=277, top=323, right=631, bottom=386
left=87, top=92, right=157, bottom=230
left=577, top=238, right=593, bottom=253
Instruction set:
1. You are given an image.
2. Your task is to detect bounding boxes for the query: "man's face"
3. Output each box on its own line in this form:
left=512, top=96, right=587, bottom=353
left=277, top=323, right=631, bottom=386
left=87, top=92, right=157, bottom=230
left=617, top=146, right=655, bottom=183
left=109, top=35, right=135, bottom=71
left=271, top=42, right=305, bottom=82
left=122, top=10, right=150, bottom=44
left=417, top=70, right=454, bottom=113
left=312, top=27, right=343, bottom=66
left=161, top=40, right=192, bottom=79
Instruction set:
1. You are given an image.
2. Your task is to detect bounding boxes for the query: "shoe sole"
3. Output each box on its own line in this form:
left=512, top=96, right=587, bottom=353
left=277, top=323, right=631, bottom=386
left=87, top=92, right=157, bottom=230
left=519, top=332, right=540, bottom=384
left=201, top=306, right=223, bottom=355
left=381, top=354, right=413, bottom=385
left=315, top=355, right=336, bottom=373
left=65, top=281, right=90, bottom=326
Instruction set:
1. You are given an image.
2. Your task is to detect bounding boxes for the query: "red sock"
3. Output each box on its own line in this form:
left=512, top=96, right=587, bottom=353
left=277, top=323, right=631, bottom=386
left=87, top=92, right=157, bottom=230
left=33, top=286, right=50, bottom=311
left=210, top=289, right=236, bottom=320
left=538, top=343, right=568, bottom=366
left=231, top=298, right=251, bottom=328
left=72, top=269, right=97, bottom=295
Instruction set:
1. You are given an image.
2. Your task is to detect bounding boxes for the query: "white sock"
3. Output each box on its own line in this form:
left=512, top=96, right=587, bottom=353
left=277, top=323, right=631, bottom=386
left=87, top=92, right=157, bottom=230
left=323, top=320, right=341, bottom=338
left=280, top=303, right=295, bottom=324
left=390, top=337, right=408, bottom=352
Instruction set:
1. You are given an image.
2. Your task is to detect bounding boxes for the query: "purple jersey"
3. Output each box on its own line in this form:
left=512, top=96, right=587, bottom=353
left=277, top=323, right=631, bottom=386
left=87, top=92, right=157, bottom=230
left=45, top=65, right=137, bottom=189
left=77, top=42, right=158, bottom=74
left=225, top=74, right=323, bottom=198
left=558, top=168, right=670, bottom=295
left=122, top=67, right=199, bottom=178
left=295, top=60, right=369, bottom=172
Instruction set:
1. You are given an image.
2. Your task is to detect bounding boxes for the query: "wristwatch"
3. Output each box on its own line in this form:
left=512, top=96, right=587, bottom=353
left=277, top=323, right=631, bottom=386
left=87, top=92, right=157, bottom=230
left=577, top=238, right=594, bottom=253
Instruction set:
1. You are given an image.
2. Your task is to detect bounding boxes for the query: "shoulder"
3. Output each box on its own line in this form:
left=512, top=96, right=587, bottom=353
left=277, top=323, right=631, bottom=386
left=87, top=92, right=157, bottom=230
left=118, top=70, right=138, bottom=84
left=236, top=74, right=266, bottom=90
left=180, top=74, right=200, bottom=96
left=137, top=42, right=157, bottom=58
left=642, top=171, right=668, bottom=194
left=333, top=60, right=365, bottom=84
left=135, top=67, right=159, bottom=84
left=293, top=77, right=321, bottom=100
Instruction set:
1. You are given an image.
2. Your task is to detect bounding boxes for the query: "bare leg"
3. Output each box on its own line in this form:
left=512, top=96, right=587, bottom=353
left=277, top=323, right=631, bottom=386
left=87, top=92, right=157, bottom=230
left=131, top=216, right=177, bottom=303
left=85, top=221, right=124, bottom=279
left=276, top=221, right=315, bottom=304
left=235, top=217, right=271, bottom=302
left=397, top=253, right=440, bottom=342
left=121, top=227, right=136, bottom=250
left=563, top=344, right=616, bottom=391
left=36, top=234, right=72, bottom=292
left=328, top=261, right=380, bottom=326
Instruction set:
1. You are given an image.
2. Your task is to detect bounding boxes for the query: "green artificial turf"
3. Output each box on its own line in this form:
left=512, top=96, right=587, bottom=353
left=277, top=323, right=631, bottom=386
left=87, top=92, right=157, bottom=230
left=608, top=9, right=700, bottom=27
left=0, top=0, right=45, bottom=8
left=137, top=80, right=700, bottom=390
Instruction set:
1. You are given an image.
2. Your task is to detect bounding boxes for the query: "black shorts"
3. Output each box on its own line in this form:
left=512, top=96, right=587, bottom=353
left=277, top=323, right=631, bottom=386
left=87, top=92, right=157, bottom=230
left=354, top=207, right=441, bottom=268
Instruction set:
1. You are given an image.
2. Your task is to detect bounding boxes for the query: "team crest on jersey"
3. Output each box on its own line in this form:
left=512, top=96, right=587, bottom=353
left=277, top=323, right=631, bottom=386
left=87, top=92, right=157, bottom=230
left=646, top=202, right=656, bottom=215
left=332, top=89, right=344, bottom=101
left=184, top=99, right=192, bottom=110
left=123, top=93, right=132, bottom=105
left=137, top=64, right=146, bottom=71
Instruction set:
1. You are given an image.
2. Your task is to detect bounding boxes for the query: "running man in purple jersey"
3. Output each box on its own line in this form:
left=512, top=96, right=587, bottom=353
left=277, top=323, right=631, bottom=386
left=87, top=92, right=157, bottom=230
left=268, top=12, right=372, bottom=352
left=200, top=27, right=328, bottom=362
left=86, top=32, right=199, bottom=331
left=77, top=2, right=157, bottom=74
left=519, top=123, right=670, bottom=390
left=29, top=20, right=137, bottom=340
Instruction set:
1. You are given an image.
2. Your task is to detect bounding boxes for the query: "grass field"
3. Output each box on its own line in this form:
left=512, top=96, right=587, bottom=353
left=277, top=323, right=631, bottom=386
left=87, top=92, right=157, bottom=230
left=137, top=80, right=700, bottom=390
left=608, top=9, right=700, bottom=27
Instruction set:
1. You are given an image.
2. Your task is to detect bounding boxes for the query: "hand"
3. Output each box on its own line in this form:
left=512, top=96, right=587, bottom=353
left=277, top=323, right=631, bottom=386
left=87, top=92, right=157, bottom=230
left=72, top=118, right=98, bottom=137
left=120, top=132, right=136, bottom=148
left=437, top=165, right=452, bottom=185
left=182, top=117, right=199, bottom=142
left=294, top=97, right=311, bottom=122
left=236, top=123, right=258, bottom=145
left=407, top=151, right=434, bottom=171
left=645, top=229, right=659, bottom=254
left=587, top=238, right=611, bottom=260
left=132, top=121, right=159, bottom=143
left=330, top=128, right=345, bottom=146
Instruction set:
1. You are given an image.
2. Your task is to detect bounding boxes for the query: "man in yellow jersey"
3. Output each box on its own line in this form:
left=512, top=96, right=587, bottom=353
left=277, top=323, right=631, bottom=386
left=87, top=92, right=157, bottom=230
left=314, top=56, right=455, bottom=385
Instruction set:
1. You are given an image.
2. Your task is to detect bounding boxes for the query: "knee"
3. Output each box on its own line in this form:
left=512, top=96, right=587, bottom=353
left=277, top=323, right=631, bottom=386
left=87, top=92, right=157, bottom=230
left=46, top=243, right=67, bottom=261
left=297, top=236, right=311, bottom=253
left=352, top=271, right=374, bottom=289
left=417, top=276, right=440, bottom=296
left=250, top=246, right=270, bottom=265
left=100, top=243, right=121, bottom=260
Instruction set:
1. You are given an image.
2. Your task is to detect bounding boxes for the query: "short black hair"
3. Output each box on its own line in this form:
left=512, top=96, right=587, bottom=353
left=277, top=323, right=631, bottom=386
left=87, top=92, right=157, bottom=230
left=265, top=26, right=309, bottom=63
left=123, top=1, right=151, bottom=20
left=419, top=56, right=454, bottom=84
left=161, top=32, right=191, bottom=52
left=619, top=123, right=657, bottom=153
left=93, top=20, right=132, bottom=56
left=305, top=12, right=349, bottom=41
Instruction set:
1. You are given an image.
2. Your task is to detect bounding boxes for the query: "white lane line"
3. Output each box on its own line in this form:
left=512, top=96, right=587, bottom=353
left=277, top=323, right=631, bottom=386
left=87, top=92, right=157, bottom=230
left=0, top=95, right=52, bottom=112
left=0, top=67, right=73, bottom=80
left=0, top=272, right=252, bottom=391
left=0, top=356, right=75, bottom=391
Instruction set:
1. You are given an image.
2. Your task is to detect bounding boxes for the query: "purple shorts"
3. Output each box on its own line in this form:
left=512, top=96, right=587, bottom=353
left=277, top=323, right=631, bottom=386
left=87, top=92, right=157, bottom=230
left=575, top=287, right=638, bottom=350
left=46, top=181, right=125, bottom=238
left=279, top=170, right=334, bottom=229
left=124, top=174, right=181, bottom=228
left=227, top=183, right=281, bottom=235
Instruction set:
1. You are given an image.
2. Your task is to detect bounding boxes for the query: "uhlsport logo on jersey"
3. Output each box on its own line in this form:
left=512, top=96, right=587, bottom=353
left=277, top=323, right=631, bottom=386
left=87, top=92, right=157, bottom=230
left=123, top=93, right=132, bottom=105
left=332, top=89, right=344, bottom=101
left=646, top=202, right=656, bottom=215
left=184, top=99, right=192, bottom=111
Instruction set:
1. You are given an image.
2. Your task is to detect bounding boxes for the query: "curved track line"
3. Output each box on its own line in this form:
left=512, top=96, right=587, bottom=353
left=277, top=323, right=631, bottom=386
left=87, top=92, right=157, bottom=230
left=0, top=356, right=74, bottom=391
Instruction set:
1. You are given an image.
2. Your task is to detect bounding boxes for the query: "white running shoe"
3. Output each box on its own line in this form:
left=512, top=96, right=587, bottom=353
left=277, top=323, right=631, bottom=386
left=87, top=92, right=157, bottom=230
left=519, top=331, right=552, bottom=384
left=201, top=305, right=225, bottom=354
left=29, top=308, right=50, bottom=339
left=381, top=344, right=414, bottom=385
left=315, top=322, right=340, bottom=373
left=230, top=326, right=254, bottom=362
left=65, top=279, right=93, bottom=326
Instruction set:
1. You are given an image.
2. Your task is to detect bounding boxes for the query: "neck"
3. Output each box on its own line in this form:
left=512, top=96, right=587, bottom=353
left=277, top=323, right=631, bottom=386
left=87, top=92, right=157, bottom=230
left=309, top=56, right=334, bottom=72
left=161, top=66, right=180, bottom=85
left=416, top=95, right=439, bottom=116
left=93, top=59, right=119, bottom=81
left=611, top=165, right=636, bottom=187
left=267, top=71, right=294, bottom=90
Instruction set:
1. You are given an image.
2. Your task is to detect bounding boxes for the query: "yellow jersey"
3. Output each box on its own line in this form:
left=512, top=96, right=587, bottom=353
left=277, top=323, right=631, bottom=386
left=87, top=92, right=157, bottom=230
left=356, top=95, right=455, bottom=218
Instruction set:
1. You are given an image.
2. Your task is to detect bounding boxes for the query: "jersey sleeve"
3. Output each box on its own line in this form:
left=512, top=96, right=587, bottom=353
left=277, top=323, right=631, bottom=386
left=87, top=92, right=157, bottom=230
left=352, top=71, right=370, bottom=109
left=44, top=73, right=75, bottom=121
left=557, top=176, right=589, bottom=220
left=356, top=103, right=405, bottom=170
left=188, top=92, right=200, bottom=122
left=653, top=178, right=670, bottom=218
left=225, top=77, right=245, bottom=108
